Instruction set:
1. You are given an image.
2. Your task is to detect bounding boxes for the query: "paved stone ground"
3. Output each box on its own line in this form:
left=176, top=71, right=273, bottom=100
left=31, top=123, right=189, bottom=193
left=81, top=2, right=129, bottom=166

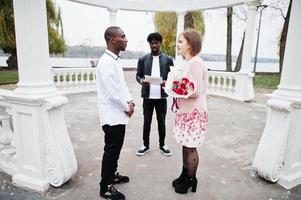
left=1, top=71, right=301, bottom=200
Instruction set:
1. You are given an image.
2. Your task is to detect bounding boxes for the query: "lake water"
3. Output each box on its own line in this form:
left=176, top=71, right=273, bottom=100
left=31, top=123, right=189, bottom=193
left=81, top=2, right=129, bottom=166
left=0, top=56, right=279, bottom=73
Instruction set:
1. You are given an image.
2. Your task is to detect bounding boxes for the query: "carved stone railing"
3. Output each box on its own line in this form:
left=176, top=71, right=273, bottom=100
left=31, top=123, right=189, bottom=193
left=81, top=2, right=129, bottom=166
left=0, top=89, right=17, bottom=175
left=52, top=68, right=254, bottom=101
left=208, top=71, right=254, bottom=101
left=207, top=71, right=237, bottom=98
left=52, top=68, right=96, bottom=94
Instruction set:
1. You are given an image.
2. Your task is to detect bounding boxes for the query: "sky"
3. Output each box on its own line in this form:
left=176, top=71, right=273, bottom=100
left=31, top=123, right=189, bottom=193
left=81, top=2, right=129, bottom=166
left=54, top=0, right=285, bottom=58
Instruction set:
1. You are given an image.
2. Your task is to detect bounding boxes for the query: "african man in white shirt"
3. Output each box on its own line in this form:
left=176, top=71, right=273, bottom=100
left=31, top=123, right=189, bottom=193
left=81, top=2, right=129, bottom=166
left=96, top=26, right=135, bottom=200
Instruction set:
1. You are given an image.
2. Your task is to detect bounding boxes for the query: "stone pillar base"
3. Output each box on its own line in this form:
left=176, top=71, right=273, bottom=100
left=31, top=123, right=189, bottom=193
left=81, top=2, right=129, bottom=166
left=253, top=95, right=301, bottom=189
left=233, top=72, right=255, bottom=101
left=13, top=173, right=49, bottom=192
left=279, top=171, right=301, bottom=189
left=3, top=93, right=78, bottom=192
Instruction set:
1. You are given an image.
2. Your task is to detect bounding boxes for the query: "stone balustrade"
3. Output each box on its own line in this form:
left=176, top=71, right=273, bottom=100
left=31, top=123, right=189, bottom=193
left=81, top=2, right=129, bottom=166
left=52, top=68, right=96, bottom=94
left=0, top=89, right=17, bottom=175
left=52, top=67, right=252, bottom=101
left=207, top=71, right=237, bottom=99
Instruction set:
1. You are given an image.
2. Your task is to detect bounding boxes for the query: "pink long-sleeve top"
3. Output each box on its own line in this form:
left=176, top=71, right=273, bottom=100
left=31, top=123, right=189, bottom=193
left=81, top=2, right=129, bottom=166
left=176, top=56, right=208, bottom=114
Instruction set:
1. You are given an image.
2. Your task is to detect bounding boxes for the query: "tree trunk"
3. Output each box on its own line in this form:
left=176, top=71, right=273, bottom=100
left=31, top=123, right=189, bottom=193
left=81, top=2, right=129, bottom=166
left=184, top=12, right=194, bottom=29
left=226, top=7, right=233, bottom=72
left=6, top=51, right=18, bottom=69
left=279, top=0, right=292, bottom=74
left=234, top=32, right=245, bottom=72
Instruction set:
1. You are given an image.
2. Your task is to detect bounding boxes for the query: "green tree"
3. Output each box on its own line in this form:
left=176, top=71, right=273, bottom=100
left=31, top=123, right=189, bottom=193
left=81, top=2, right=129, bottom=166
left=0, top=0, right=16, bottom=67
left=154, top=11, right=205, bottom=58
left=47, top=0, right=66, bottom=55
left=0, top=0, right=66, bottom=69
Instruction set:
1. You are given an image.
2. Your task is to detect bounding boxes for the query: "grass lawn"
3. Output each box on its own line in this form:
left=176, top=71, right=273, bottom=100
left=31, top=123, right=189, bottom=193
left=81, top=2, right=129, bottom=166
left=0, top=69, right=18, bottom=84
left=253, top=73, right=280, bottom=89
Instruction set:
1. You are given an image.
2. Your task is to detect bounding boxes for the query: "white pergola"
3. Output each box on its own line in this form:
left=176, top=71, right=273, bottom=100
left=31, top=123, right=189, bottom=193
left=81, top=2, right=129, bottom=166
left=0, top=0, right=300, bottom=192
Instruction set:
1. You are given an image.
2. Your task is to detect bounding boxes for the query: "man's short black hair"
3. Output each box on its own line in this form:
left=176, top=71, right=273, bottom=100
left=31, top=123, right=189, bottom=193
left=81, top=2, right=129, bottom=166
left=147, top=32, right=163, bottom=43
left=104, top=26, right=121, bottom=43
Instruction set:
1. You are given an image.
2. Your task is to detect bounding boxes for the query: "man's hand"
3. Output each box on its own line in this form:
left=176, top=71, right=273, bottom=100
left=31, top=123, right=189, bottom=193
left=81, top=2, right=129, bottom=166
left=160, top=80, right=166, bottom=88
left=140, top=79, right=150, bottom=86
left=126, top=101, right=135, bottom=117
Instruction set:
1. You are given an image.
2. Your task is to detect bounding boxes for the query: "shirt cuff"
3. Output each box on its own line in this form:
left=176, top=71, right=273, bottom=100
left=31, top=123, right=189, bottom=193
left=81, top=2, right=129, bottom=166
left=127, top=100, right=135, bottom=107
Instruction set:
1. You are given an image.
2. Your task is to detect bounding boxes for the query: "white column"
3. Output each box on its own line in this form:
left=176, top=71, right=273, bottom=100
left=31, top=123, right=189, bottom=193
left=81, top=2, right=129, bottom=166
left=233, top=2, right=257, bottom=101
left=273, top=6, right=301, bottom=100
left=253, top=0, right=301, bottom=189
left=4, top=0, right=78, bottom=192
left=175, top=11, right=186, bottom=60
left=13, top=0, right=57, bottom=95
left=108, top=8, right=118, bottom=26
left=240, top=2, right=257, bottom=73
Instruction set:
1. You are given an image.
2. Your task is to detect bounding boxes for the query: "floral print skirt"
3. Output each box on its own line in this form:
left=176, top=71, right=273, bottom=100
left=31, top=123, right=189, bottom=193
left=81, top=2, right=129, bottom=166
left=173, top=109, right=208, bottom=148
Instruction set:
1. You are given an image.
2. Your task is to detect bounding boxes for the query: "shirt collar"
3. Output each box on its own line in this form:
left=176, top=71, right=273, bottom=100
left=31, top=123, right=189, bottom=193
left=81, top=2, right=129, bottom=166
left=151, top=52, right=161, bottom=56
left=105, top=49, right=119, bottom=60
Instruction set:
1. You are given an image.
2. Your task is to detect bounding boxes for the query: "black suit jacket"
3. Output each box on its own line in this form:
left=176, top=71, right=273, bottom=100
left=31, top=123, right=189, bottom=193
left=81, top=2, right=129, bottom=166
left=136, top=53, right=174, bottom=98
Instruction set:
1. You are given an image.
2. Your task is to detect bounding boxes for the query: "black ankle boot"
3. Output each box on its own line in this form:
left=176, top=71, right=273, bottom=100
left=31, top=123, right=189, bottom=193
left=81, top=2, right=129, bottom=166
left=172, top=167, right=187, bottom=187
left=174, top=175, right=197, bottom=194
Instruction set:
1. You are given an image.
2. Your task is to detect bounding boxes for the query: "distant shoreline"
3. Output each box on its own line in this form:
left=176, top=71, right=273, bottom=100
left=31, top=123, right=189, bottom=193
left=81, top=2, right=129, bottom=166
left=0, top=56, right=280, bottom=73
left=0, top=53, right=279, bottom=65
left=1, top=44, right=279, bottom=63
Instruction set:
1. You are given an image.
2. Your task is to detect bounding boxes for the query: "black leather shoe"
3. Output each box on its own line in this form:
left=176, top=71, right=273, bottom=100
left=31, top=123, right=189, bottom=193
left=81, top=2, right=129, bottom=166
left=114, top=172, right=129, bottom=184
left=99, top=184, right=125, bottom=200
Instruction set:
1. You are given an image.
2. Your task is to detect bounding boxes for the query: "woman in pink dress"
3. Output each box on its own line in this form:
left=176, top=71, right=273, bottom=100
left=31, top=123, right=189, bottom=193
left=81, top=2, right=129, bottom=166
left=172, top=30, right=208, bottom=194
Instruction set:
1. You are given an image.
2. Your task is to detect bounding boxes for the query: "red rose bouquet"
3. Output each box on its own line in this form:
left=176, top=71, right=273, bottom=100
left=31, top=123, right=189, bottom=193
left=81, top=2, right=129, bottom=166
left=165, top=76, right=196, bottom=99
left=164, top=76, right=196, bottom=112
left=171, top=77, right=195, bottom=96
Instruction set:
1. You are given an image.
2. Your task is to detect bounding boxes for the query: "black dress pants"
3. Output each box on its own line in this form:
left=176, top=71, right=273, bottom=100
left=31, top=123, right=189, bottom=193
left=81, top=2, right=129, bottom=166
left=100, top=124, right=125, bottom=186
left=143, top=98, right=167, bottom=148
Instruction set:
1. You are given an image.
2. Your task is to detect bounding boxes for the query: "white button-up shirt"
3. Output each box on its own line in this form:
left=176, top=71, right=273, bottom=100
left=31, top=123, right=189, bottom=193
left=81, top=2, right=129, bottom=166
left=96, top=50, right=133, bottom=126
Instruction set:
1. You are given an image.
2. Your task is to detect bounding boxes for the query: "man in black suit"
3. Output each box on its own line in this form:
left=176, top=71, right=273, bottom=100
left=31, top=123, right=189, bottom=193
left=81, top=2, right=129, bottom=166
left=136, top=32, right=174, bottom=156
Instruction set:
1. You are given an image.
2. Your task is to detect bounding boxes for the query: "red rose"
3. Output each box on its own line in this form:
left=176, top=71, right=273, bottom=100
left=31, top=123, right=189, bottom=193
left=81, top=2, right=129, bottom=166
left=182, top=77, right=189, bottom=84
left=173, top=80, right=179, bottom=86
left=175, top=88, right=185, bottom=95
left=189, top=82, right=195, bottom=89
left=180, top=83, right=186, bottom=90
